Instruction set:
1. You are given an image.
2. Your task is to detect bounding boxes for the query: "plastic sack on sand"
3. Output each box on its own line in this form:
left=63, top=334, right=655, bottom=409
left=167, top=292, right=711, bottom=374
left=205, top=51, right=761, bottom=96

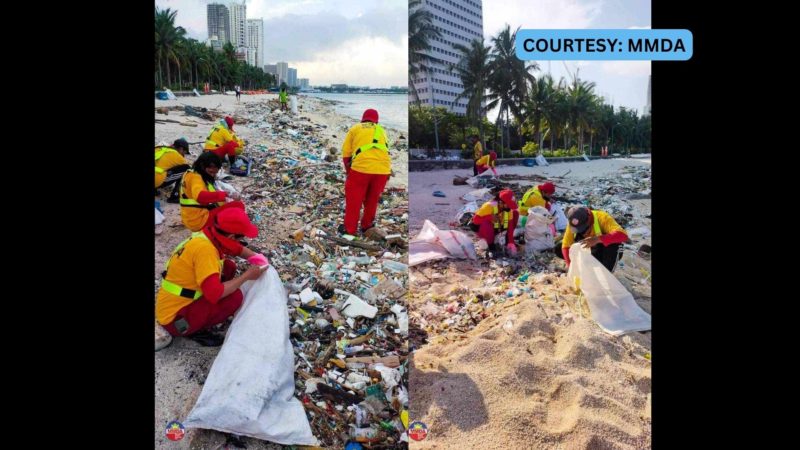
left=184, top=267, right=317, bottom=446
left=462, top=188, right=492, bottom=203
left=549, top=202, right=568, bottom=231
left=524, top=206, right=555, bottom=254
left=535, top=155, right=549, bottom=166
left=155, top=208, right=165, bottom=225
left=409, top=220, right=477, bottom=266
left=567, top=245, right=651, bottom=336
left=454, top=201, right=478, bottom=225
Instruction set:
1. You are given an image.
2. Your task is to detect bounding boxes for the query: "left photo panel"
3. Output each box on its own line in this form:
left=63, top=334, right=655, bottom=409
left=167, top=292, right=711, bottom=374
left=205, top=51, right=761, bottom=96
left=154, top=1, right=409, bottom=448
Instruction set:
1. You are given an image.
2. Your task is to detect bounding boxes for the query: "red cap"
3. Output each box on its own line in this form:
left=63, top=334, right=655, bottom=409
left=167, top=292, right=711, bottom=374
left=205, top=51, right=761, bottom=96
left=498, top=189, right=517, bottom=210
left=361, top=109, right=379, bottom=123
left=225, top=116, right=234, bottom=129
left=538, top=182, right=555, bottom=195
left=490, top=151, right=497, bottom=161
left=215, top=207, right=258, bottom=237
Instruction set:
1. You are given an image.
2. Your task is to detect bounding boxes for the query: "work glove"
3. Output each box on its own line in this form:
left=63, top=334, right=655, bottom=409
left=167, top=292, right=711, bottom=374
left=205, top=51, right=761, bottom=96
left=247, top=253, right=269, bottom=267
left=506, top=242, right=518, bottom=257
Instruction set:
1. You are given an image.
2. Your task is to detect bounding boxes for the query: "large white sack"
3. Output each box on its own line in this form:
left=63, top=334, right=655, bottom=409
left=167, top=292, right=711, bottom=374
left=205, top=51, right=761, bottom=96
left=183, top=267, right=317, bottom=446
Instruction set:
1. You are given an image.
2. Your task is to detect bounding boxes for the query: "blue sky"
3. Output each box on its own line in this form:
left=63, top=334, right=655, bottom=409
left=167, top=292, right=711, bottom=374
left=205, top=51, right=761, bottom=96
left=484, top=0, right=651, bottom=115
left=155, top=0, right=408, bottom=88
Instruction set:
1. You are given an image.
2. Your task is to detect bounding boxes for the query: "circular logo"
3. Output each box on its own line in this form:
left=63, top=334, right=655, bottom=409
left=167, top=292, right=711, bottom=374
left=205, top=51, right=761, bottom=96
left=408, top=420, right=428, bottom=441
left=165, top=421, right=185, bottom=441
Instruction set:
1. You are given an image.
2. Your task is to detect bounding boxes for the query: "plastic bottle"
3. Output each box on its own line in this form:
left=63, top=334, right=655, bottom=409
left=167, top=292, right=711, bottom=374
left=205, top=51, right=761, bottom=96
left=382, top=260, right=408, bottom=273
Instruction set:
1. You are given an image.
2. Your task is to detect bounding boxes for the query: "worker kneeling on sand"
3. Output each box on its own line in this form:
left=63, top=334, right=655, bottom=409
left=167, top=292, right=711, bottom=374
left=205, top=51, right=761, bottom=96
left=180, top=152, right=241, bottom=232
left=204, top=116, right=244, bottom=167
left=470, top=189, right=519, bottom=257
left=476, top=151, right=498, bottom=176
left=519, top=181, right=555, bottom=216
left=339, top=108, right=391, bottom=236
left=157, top=206, right=270, bottom=347
left=155, top=138, right=191, bottom=203
left=556, top=206, right=629, bottom=272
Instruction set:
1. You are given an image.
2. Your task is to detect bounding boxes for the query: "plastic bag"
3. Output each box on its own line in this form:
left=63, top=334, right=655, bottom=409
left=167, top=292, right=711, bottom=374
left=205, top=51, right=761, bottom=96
left=524, top=206, right=555, bottom=254
left=567, top=245, right=651, bottom=336
left=184, top=267, right=317, bottom=446
left=549, top=202, right=568, bottom=231
left=409, top=220, right=477, bottom=266
left=155, top=208, right=164, bottom=225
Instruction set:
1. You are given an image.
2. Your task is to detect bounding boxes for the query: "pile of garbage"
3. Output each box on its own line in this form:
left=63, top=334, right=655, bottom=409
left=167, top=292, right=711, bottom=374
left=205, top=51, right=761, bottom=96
left=222, top=99, right=410, bottom=448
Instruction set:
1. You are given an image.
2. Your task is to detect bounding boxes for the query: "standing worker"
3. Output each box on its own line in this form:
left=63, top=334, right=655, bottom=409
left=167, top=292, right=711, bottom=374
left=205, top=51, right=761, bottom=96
left=279, top=87, right=288, bottom=111
left=469, top=189, right=519, bottom=257
left=471, top=135, right=483, bottom=176
left=339, top=108, right=391, bottom=236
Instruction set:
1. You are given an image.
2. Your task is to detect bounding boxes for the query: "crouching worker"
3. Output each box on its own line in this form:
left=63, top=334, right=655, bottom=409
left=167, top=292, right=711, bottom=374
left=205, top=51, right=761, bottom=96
left=556, top=206, right=629, bottom=272
left=155, top=138, right=191, bottom=202
left=204, top=116, right=244, bottom=167
left=156, top=206, right=270, bottom=347
left=180, top=152, right=241, bottom=232
left=476, top=151, right=498, bottom=176
left=469, top=189, right=519, bottom=257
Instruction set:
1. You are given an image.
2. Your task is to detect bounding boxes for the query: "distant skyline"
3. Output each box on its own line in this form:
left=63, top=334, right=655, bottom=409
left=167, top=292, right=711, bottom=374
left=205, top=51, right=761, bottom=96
left=484, top=0, right=651, bottom=116
left=155, top=0, right=407, bottom=88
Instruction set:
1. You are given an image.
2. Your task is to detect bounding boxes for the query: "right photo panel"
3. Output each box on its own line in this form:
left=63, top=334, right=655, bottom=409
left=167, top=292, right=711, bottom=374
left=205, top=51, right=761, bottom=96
left=408, top=0, right=652, bottom=448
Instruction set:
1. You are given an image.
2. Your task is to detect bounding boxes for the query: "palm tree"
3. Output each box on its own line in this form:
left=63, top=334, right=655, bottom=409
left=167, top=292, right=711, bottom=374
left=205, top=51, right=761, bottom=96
left=524, top=74, right=558, bottom=153
left=154, top=7, right=186, bottom=89
left=566, top=78, right=597, bottom=154
left=451, top=38, right=496, bottom=145
left=408, top=0, right=441, bottom=106
left=488, top=25, right=538, bottom=151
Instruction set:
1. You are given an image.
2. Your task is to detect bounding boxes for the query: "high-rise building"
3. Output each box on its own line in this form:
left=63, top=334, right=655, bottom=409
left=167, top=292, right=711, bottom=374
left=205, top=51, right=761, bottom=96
left=264, top=64, right=277, bottom=76
left=288, top=68, right=298, bottom=88
left=247, top=19, right=264, bottom=68
left=228, top=2, right=248, bottom=49
left=276, top=62, right=289, bottom=85
left=207, top=4, right=231, bottom=46
left=299, top=78, right=310, bottom=89
left=409, top=0, right=483, bottom=116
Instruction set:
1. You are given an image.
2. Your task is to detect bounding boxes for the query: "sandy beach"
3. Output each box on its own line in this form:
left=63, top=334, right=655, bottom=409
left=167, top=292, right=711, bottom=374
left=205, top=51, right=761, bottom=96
left=408, top=158, right=652, bottom=449
left=154, top=93, right=408, bottom=449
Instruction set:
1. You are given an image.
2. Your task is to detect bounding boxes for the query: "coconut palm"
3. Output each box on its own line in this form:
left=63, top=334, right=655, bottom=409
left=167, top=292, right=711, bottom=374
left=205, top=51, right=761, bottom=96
left=155, top=7, right=186, bottom=88
left=451, top=38, right=496, bottom=144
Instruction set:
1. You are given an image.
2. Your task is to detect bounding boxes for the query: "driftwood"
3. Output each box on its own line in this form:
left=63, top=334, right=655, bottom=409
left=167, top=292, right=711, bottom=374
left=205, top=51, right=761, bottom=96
left=318, top=232, right=382, bottom=251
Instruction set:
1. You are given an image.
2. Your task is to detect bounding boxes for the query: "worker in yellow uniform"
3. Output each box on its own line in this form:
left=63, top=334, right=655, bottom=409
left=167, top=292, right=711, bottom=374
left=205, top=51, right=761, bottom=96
left=475, top=151, right=498, bottom=176
left=279, top=87, right=288, bottom=111
left=156, top=206, right=269, bottom=347
left=179, top=152, right=240, bottom=232
left=469, top=189, right=519, bottom=257
left=471, top=135, right=483, bottom=176
left=203, top=116, right=243, bottom=167
left=556, top=206, right=629, bottom=272
left=155, top=138, right=191, bottom=202
left=339, top=108, right=391, bottom=236
left=518, top=181, right=557, bottom=231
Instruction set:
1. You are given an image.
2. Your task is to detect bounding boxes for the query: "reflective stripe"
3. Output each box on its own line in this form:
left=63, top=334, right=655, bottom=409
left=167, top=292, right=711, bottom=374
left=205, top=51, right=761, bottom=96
left=160, top=232, right=223, bottom=301
left=520, top=187, right=540, bottom=207
left=179, top=170, right=218, bottom=208
left=155, top=147, right=178, bottom=174
left=491, top=204, right=510, bottom=230
left=351, top=124, right=388, bottom=163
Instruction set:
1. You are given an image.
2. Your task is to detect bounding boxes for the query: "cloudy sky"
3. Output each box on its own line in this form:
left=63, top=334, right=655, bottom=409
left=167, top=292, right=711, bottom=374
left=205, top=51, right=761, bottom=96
left=155, top=0, right=407, bottom=88
left=484, top=0, right=651, bottom=115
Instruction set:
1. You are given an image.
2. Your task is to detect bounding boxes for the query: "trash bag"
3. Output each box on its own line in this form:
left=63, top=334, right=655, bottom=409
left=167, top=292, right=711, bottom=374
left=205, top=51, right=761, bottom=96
left=535, top=154, right=549, bottom=166
left=567, top=245, right=651, bottom=336
left=409, top=220, right=477, bottom=266
left=184, top=267, right=318, bottom=446
left=462, top=188, right=492, bottom=203
left=524, top=206, right=555, bottom=254
left=155, top=207, right=165, bottom=225
left=549, top=202, right=568, bottom=231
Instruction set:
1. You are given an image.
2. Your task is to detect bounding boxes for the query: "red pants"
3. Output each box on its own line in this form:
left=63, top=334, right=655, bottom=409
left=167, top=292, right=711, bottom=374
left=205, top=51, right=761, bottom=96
left=344, top=169, right=389, bottom=234
left=475, top=210, right=519, bottom=245
left=163, top=259, right=244, bottom=337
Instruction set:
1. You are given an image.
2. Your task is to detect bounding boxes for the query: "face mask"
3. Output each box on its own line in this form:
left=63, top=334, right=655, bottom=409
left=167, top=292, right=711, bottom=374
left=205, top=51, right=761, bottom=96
left=206, top=226, right=244, bottom=256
